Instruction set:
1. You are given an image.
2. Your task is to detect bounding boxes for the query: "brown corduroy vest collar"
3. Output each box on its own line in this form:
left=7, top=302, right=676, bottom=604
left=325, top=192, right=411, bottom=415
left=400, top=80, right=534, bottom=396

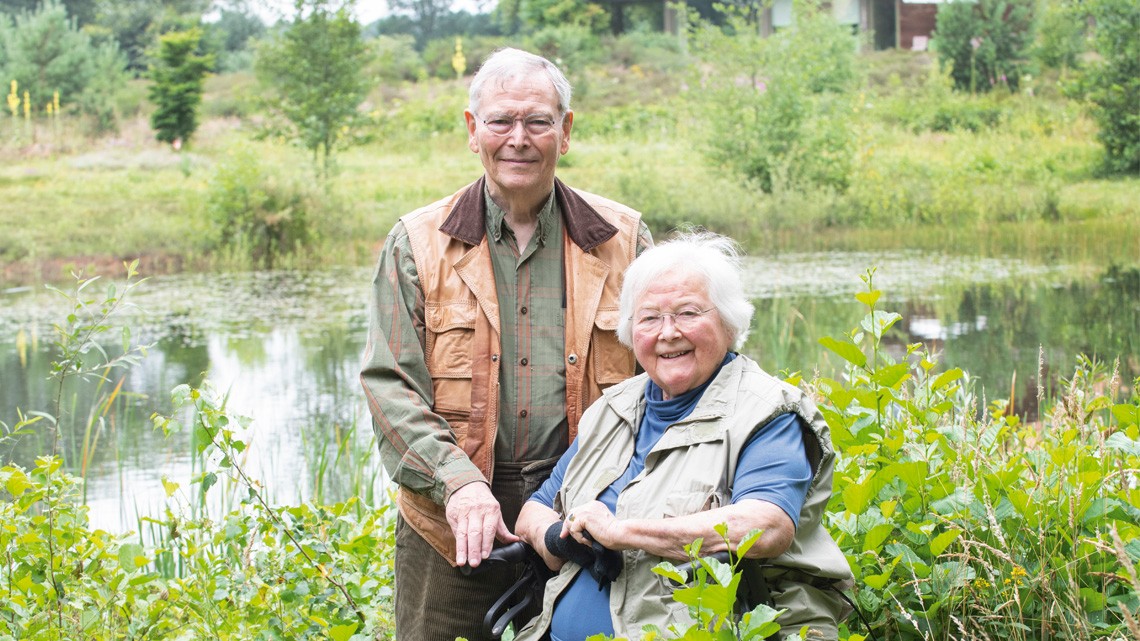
left=437, top=177, right=619, bottom=252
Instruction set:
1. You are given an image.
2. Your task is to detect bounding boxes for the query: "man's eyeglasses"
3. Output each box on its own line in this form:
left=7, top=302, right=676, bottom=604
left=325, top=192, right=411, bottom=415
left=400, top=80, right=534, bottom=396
left=632, top=307, right=715, bottom=333
left=477, top=113, right=560, bottom=136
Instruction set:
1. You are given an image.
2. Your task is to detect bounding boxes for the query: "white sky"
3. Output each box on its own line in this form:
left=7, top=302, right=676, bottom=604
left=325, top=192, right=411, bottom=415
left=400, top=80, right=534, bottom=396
left=247, top=0, right=486, bottom=25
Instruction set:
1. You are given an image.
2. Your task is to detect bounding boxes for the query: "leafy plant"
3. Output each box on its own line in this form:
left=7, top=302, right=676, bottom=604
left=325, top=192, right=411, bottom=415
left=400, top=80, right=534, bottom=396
left=686, top=1, right=858, bottom=193
left=649, top=526, right=794, bottom=640
left=205, top=144, right=314, bottom=267
left=815, top=269, right=1140, bottom=639
left=1086, top=0, right=1140, bottom=174
left=932, top=0, right=1036, bottom=93
left=148, top=28, right=213, bottom=148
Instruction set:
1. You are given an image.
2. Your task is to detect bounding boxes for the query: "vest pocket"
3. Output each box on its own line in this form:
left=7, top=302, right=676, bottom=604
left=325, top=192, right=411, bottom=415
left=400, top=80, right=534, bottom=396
left=591, top=307, right=633, bottom=385
left=425, top=301, right=476, bottom=413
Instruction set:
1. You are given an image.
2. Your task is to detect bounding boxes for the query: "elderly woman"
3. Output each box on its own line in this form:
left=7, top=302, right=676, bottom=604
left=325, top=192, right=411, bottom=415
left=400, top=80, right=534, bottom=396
left=513, top=232, right=853, bottom=641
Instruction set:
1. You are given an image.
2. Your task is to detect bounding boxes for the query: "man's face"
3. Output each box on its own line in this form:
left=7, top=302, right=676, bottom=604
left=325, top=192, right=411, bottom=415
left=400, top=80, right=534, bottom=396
left=465, top=74, right=573, bottom=207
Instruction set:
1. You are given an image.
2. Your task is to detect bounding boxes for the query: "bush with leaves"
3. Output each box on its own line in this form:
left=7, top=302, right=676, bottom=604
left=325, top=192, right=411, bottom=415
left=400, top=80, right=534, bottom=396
left=1085, top=0, right=1140, bottom=174
left=932, top=0, right=1036, bottom=93
left=1034, top=0, right=1087, bottom=70
left=205, top=145, right=313, bottom=267
left=815, top=270, right=1140, bottom=639
left=686, top=2, right=858, bottom=193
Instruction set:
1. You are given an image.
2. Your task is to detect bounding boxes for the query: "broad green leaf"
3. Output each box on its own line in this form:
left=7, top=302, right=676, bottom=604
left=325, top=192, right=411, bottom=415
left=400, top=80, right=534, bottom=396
left=863, top=523, right=894, bottom=553
left=841, top=472, right=877, bottom=514
left=200, top=472, right=218, bottom=494
left=329, top=623, right=359, bottom=641
left=863, top=572, right=890, bottom=589
left=855, top=290, right=881, bottom=308
left=118, top=543, right=146, bottom=572
left=932, top=368, right=963, bottom=391
left=929, top=529, right=961, bottom=556
left=161, top=477, right=179, bottom=497
left=1106, top=431, right=1140, bottom=457
left=819, top=336, right=867, bottom=368
left=872, top=363, right=910, bottom=388
left=736, top=528, right=764, bottom=560
left=651, top=562, right=686, bottom=585
left=5, top=469, right=32, bottom=497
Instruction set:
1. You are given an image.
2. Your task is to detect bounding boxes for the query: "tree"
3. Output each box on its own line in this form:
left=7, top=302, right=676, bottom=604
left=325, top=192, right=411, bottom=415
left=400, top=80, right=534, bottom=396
left=148, top=28, right=212, bottom=147
left=933, top=0, right=1036, bottom=93
left=1087, top=0, right=1140, bottom=174
left=0, top=0, right=95, bottom=25
left=94, top=0, right=209, bottom=73
left=1, top=0, right=94, bottom=107
left=386, top=0, right=452, bottom=47
left=254, top=0, right=373, bottom=178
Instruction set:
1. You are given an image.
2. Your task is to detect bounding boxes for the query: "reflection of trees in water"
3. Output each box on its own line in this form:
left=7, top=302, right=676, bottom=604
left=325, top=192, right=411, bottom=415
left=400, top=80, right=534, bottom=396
left=744, top=266, right=1138, bottom=422
left=887, top=266, right=1139, bottom=420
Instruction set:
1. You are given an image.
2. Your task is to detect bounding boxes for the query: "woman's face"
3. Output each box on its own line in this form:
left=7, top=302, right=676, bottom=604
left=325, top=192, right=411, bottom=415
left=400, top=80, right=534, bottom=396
left=631, top=272, right=733, bottom=400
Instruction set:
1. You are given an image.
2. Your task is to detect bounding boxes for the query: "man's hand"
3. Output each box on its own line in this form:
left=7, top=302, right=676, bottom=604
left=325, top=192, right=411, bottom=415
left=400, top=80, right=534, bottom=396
left=446, top=482, right=519, bottom=567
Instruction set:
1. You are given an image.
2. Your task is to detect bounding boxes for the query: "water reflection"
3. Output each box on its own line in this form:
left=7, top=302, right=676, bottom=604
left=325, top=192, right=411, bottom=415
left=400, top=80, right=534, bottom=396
left=1, top=260, right=1136, bottom=532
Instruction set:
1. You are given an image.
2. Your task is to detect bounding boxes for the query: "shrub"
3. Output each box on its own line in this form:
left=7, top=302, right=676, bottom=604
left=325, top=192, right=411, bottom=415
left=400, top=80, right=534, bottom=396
left=816, top=271, right=1140, bottom=639
left=1034, top=0, right=1088, bottom=70
left=1086, top=0, right=1140, bottom=174
left=933, top=0, right=1036, bottom=92
left=370, top=34, right=428, bottom=82
left=686, top=2, right=859, bottom=193
left=205, top=145, right=314, bottom=267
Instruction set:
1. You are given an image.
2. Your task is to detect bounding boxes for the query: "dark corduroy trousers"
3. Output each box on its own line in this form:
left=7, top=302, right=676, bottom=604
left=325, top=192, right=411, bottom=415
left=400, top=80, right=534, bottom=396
left=394, top=458, right=557, bottom=641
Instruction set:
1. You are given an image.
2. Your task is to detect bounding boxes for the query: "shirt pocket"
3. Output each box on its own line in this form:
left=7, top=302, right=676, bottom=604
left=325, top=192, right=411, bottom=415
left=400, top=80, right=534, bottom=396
left=591, top=306, right=634, bottom=386
left=425, top=300, right=476, bottom=414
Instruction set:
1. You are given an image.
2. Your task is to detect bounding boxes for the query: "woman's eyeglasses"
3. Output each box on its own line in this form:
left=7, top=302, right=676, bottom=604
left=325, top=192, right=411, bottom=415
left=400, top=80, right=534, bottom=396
left=632, top=307, right=714, bottom=333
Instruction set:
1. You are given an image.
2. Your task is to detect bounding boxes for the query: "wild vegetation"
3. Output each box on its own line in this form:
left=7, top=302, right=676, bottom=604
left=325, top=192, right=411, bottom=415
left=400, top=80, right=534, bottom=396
left=2, top=0, right=1139, bottom=638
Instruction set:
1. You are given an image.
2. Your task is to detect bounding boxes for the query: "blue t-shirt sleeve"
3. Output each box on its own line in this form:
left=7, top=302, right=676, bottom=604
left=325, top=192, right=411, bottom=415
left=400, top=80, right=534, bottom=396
left=730, top=412, right=813, bottom=528
left=528, top=438, right=580, bottom=509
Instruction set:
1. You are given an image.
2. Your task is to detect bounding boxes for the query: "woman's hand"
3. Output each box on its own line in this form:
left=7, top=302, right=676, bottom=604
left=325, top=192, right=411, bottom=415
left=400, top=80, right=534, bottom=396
left=562, top=500, right=624, bottom=550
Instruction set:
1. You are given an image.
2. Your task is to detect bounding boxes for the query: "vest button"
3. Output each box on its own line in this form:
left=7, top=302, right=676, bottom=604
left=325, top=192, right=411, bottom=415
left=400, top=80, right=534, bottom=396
left=491, top=354, right=499, bottom=362
left=520, top=409, right=528, bottom=418
left=520, top=358, right=528, bottom=366
left=567, top=354, right=578, bottom=365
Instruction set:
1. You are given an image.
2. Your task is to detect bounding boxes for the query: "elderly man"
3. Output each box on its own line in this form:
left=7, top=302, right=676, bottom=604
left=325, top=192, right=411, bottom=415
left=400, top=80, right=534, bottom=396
left=360, top=47, right=652, bottom=640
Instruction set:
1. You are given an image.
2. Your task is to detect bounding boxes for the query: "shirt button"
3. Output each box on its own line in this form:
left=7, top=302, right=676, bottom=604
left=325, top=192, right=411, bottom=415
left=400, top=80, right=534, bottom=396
left=520, top=358, right=528, bottom=366
left=520, top=409, right=528, bottom=418
left=520, top=306, right=528, bottom=314
left=567, top=354, right=578, bottom=365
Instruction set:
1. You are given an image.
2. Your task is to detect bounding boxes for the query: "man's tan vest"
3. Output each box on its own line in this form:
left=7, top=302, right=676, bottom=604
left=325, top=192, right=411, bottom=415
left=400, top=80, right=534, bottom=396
left=516, top=356, right=854, bottom=639
left=399, top=177, right=645, bottom=563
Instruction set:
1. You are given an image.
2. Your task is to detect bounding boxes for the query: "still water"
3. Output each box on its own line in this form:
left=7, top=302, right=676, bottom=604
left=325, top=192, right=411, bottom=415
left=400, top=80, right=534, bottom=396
left=1, top=254, right=1137, bottom=532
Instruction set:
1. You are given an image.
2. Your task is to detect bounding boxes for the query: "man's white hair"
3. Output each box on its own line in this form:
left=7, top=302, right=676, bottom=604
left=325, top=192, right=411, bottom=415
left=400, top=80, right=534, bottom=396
left=468, top=47, right=572, bottom=116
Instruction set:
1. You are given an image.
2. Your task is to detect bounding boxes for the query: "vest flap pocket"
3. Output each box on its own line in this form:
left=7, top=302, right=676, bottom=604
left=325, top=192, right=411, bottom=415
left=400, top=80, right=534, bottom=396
left=662, top=489, right=724, bottom=518
left=592, top=307, right=633, bottom=385
left=427, top=301, right=478, bottom=332
left=425, top=301, right=477, bottom=379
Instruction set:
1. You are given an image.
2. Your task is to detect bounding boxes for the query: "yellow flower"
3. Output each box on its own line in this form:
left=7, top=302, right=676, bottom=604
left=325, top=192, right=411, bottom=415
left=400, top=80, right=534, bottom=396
left=972, top=578, right=991, bottom=589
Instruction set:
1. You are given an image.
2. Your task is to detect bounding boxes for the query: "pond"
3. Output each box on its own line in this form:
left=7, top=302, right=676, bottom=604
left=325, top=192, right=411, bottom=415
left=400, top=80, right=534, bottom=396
left=1, top=254, right=1137, bottom=532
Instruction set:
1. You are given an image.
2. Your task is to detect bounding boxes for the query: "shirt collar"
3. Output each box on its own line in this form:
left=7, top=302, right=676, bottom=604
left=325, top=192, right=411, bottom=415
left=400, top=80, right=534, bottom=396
left=483, top=183, right=558, bottom=247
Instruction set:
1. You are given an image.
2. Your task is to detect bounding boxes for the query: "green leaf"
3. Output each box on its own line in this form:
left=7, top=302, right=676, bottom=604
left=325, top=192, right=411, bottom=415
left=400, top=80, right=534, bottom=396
left=161, top=477, right=179, bottom=497
left=863, top=523, right=894, bottom=553
left=929, top=529, right=961, bottom=556
left=201, top=472, right=218, bottom=494
left=855, top=290, right=881, bottom=308
left=118, top=543, right=146, bottom=572
left=819, top=336, right=867, bottom=368
left=5, top=469, right=32, bottom=497
left=652, top=561, right=687, bottom=585
left=872, top=363, right=910, bottom=388
left=841, top=472, right=877, bottom=514
left=1112, top=403, right=1139, bottom=427
left=329, top=623, right=359, bottom=641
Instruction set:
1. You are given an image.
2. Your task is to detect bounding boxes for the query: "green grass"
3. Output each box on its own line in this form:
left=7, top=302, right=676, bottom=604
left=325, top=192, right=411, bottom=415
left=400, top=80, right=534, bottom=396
left=2, top=56, right=1138, bottom=284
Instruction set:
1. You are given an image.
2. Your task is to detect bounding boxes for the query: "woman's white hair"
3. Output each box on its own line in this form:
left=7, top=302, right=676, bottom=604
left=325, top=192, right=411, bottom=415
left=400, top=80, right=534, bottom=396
left=617, top=231, right=754, bottom=350
left=468, top=48, right=572, bottom=116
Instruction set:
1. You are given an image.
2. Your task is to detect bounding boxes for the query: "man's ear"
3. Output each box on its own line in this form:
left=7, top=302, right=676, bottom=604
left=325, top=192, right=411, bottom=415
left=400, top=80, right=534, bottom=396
left=465, top=110, right=479, bottom=153
left=560, top=111, right=573, bottom=155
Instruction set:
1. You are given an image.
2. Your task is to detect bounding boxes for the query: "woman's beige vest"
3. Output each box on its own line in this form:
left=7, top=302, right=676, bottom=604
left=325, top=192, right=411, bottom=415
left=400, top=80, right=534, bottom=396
left=517, top=356, right=854, bottom=639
